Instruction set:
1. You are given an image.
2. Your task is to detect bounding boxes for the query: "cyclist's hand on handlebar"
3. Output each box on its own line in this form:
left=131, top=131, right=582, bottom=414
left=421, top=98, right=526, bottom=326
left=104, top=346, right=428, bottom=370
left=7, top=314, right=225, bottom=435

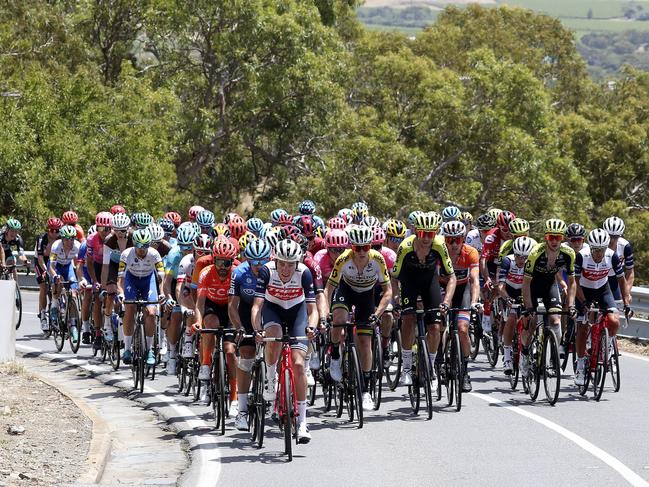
left=484, top=278, right=494, bottom=291
left=318, top=317, right=327, bottom=331
left=164, top=298, right=176, bottom=311
left=368, top=314, right=379, bottom=327
left=158, top=294, right=167, bottom=304
left=192, top=321, right=203, bottom=332
left=254, top=329, right=264, bottom=344
left=568, top=305, right=577, bottom=319
left=439, top=303, right=449, bottom=314
left=392, top=303, right=401, bottom=319
left=306, top=327, right=316, bottom=340
left=472, top=302, right=483, bottom=313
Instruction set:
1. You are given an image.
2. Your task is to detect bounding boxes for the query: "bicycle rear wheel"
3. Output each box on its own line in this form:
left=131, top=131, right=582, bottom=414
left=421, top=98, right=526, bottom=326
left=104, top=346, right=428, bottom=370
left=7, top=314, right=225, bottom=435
left=67, top=297, right=81, bottom=354
left=408, top=354, right=420, bottom=414
left=528, top=330, right=541, bottom=401
left=385, top=327, right=402, bottom=391
left=15, top=282, right=22, bottom=329
left=484, top=332, right=499, bottom=367
left=452, top=333, right=462, bottom=412
left=111, top=337, right=121, bottom=370
left=609, top=336, right=620, bottom=392
left=251, top=361, right=266, bottom=448
left=283, top=368, right=293, bottom=462
left=349, top=347, right=364, bottom=428
left=593, top=328, right=608, bottom=402
left=542, top=329, right=561, bottom=405
left=213, top=351, right=227, bottom=434
left=560, top=319, right=574, bottom=372
left=370, top=335, right=383, bottom=411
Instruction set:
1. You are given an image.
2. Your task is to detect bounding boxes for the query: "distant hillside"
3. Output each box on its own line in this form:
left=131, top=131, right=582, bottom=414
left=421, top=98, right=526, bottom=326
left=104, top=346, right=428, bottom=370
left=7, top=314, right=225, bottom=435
left=357, top=0, right=649, bottom=77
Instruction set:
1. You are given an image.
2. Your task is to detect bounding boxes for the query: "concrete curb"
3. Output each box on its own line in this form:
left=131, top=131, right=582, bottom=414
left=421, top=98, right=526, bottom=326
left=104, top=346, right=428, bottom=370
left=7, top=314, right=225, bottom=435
left=16, top=346, right=221, bottom=487
left=22, top=366, right=112, bottom=485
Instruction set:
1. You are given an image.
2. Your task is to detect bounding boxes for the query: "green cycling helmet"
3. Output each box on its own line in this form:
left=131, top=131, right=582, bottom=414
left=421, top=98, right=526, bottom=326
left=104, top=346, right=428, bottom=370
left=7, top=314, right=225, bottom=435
left=59, top=225, right=77, bottom=239
left=133, top=212, right=153, bottom=229
left=6, top=218, right=21, bottom=230
left=508, top=218, right=529, bottom=237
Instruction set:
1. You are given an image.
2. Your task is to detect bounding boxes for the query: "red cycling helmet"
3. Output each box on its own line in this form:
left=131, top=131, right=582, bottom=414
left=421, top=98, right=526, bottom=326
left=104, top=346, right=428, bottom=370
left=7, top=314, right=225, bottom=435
left=281, top=224, right=301, bottom=240
left=47, top=217, right=63, bottom=231
left=228, top=216, right=247, bottom=240
left=277, top=213, right=293, bottom=226
left=327, top=217, right=347, bottom=230
left=188, top=205, right=205, bottom=222
left=325, top=229, right=349, bottom=249
left=372, top=226, right=386, bottom=246
left=290, top=233, right=309, bottom=253
left=223, top=212, right=242, bottom=224
left=95, top=211, right=113, bottom=227
left=164, top=211, right=182, bottom=227
left=62, top=210, right=79, bottom=225
left=296, top=215, right=314, bottom=237
left=212, top=238, right=238, bottom=260
left=110, top=205, right=126, bottom=215
left=497, top=210, right=516, bottom=231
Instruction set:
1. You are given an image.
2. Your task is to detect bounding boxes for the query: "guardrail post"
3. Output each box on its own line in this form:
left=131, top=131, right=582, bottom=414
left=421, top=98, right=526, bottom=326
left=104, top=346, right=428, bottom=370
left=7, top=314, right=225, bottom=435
left=0, top=280, right=17, bottom=362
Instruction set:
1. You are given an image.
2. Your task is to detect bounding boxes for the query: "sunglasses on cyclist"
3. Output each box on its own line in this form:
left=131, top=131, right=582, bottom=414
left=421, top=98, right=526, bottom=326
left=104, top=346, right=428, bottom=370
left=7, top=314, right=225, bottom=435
left=416, top=230, right=436, bottom=239
left=179, top=244, right=193, bottom=251
left=249, top=258, right=269, bottom=266
left=569, top=237, right=584, bottom=243
left=329, top=247, right=345, bottom=254
left=116, top=229, right=128, bottom=234
left=352, top=244, right=371, bottom=252
left=388, top=236, right=404, bottom=244
left=444, top=236, right=464, bottom=245
left=134, top=242, right=150, bottom=249
left=214, top=258, right=233, bottom=268
left=545, top=234, right=563, bottom=242
left=98, top=226, right=111, bottom=232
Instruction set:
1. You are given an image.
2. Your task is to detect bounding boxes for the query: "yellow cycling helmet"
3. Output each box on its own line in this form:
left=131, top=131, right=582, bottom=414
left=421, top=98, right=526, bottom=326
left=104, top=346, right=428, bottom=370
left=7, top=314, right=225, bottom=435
left=545, top=218, right=567, bottom=235
left=461, top=211, right=473, bottom=225
left=486, top=208, right=502, bottom=221
left=385, top=220, right=407, bottom=239
left=238, top=231, right=257, bottom=251
left=509, top=218, right=529, bottom=237
left=414, top=212, right=442, bottom=232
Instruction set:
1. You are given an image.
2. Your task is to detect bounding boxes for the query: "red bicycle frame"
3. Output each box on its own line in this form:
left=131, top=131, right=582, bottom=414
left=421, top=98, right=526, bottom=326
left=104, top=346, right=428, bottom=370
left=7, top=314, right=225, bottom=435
left=587, top=312, right=610, bottom=370
left=275, top=341, right=297, bottom=420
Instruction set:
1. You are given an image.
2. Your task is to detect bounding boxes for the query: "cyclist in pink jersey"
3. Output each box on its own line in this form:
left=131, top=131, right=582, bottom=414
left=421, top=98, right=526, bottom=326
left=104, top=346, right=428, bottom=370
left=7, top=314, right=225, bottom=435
left=313, top=229, right=348, bottom=283
left=371, top=226, right=397, bottom=366
left=86, top=212, right=112, bottom=346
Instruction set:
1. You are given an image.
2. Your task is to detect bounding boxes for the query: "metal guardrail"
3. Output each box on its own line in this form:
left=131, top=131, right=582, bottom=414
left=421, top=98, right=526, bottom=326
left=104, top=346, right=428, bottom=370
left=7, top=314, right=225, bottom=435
left=621, top=286, right=649, bottom=341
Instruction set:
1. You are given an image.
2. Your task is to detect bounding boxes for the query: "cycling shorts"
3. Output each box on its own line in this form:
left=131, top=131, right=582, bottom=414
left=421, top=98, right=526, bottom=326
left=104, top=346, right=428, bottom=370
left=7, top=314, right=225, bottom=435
left=332, top=280, right=375, bottom=333
left=576, top=283, right=617, bottom=316
left=54, top=263, right=78, bottom=290
left=204, top=298, right=234, bottom=343
left=262, top=301, right=308, bottom=352
left=398, top=269, right=442, bottom=324
left=124, top=271, right=158, bottom=307
left=530, top=279, right=562, bottom=312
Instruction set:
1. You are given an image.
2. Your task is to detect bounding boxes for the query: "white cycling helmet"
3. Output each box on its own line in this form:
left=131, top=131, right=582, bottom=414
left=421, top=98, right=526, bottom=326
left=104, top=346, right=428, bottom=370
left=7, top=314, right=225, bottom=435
left=147, top=223, right=165, bottom=243
left=274, top=239, right=303, bottom=262
left=603, top=216, right=625, bottom=237
left=111, top=213, right=131, bottom=231
left=512, top=236, right=537, bottom=257
left=440, top=221, right=466, bottom=237
left=587, top=228, right=610, bottom=249
left=346, top=224, right=373, bottom=246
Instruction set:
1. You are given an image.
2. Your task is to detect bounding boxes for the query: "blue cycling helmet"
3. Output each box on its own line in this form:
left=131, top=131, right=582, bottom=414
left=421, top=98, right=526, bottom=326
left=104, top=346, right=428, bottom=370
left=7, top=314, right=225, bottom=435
left=244, top=239, right=272, bottom=260
left=196, top=209, right=215, bottom=227
left=270, top=208, right=288, bottom=225
left=442, top=205, right=461, bottom=222
left=176, top=225, right=197, bottom=246
left=407, top=211, right=424, bottom=226
left=246, top=217, right=264, bottom=236
left=298, top=199, right=316, bottom=216
left=158, top=218, right=175, bottom=234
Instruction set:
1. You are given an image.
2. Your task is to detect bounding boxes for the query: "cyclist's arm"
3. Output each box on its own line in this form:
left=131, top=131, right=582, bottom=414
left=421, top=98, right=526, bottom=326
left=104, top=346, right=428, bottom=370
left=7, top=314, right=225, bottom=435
left=0, top=245, right=5, bottom=267
left=86, top=253, right=97, bottom=283
left=522, top=275, right=533, bottom=310
left=443, top=273, right=457, bottom=308
left=306, top=301, right=318, bottom=329
left=251, top=297, right=264, bottom=332
left=176, top=279, right=194, bottom=308
left=390, top=277, right=400, bottom=307
left=163, top=272, right=173, bottom=300
left=194, top=294, right=205, bottom=329
left=566, top=275, right=576, bottom=308
left=101, top=244, right=111, bottom=287
left=469, top=266, right=480, bottom=304
left=228, top=295, right=242, bottom=329
left=323, top=279, right=336, bottom=315
left=375, top=281, right=392, bottom=317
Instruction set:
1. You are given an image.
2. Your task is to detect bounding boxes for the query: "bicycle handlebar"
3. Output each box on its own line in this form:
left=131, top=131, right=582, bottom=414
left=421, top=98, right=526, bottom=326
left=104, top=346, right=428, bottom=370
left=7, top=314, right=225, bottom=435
left=123, top=300, right=160, bottom=305
left=196, top=327, right=239, bottom=335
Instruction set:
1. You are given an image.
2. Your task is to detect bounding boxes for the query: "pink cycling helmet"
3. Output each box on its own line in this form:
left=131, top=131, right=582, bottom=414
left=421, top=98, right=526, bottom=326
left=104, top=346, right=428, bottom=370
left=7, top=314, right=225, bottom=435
left=325, top=229, right=349, bottom=249
left=95, top=211, right=113, bottom=227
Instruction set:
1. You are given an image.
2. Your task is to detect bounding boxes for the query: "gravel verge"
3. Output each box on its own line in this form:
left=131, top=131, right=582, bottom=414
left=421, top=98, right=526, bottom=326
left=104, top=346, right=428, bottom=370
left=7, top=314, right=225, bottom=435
left=0, top=362, right=91, bottom=487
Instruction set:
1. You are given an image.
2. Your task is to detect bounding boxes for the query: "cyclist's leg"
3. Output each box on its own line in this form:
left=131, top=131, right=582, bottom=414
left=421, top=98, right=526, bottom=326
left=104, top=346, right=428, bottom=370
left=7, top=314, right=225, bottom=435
left=353, top=288, right=376, bottom=393
left=399, top=276, right=420, bottom=373
left=423, top=275, right=443, bottom=362
left=261, top=303, right=283, bottom=390
left=543, top=283, right=563, bottom=345
left=217, top=304, right=238, bottom=402
left=288, top=302, right=310, bottom=437
left=601, top=284, right=620, bottom=338
left=330, top=281, right=353, bottom=375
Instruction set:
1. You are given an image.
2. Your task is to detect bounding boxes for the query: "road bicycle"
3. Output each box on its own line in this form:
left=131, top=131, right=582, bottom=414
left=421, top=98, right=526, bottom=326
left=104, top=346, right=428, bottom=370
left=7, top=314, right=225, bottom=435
left=49, top=280, right=82, bottom=354
left=244, top=336, right=267, bottom=448
left=383, top=316, right=402, bottom=391
left=436, top=307, right=468, bottom=412
left=0, top=264, right=23, bottom=329
left=124, top=299, right=159, bottom=393
left=331, top=322, right=363, bottom=429
left=407, top=309, right=433, bottom=419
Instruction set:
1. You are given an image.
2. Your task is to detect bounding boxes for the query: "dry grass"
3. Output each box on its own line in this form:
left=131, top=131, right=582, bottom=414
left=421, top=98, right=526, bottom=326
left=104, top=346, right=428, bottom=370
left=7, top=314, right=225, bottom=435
left=0, top=360, right=29, bottom=376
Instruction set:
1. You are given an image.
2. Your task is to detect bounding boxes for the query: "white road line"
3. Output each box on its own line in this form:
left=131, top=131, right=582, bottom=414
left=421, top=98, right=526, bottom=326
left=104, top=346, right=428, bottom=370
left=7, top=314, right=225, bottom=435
left=16, top=344, right=221, bottom=487
left=24, top=311, right=38, bottom=315
left=470, top=392, right=649, bottom=486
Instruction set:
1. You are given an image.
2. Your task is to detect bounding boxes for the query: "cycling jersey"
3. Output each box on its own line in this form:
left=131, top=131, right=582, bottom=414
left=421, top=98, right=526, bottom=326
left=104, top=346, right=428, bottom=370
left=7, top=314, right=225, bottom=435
left=197, top=264, right=233, bottom=306
left=118, top=247, right=164, bottom=279
left=49, top=240, right=81, bottom=266
left=255, top=261, right=315, bottom=310
left=303, top=251, right=324, bottom=292
left=229, top=261, right=258, bottom=306
left=480, top=228, right=506, bottom=262
left=86, top=232, right=105, bottom=264
left=177, top=253, right=195, bottom=284
left=441, top=244, right=478, bottom=286
left=191, top=255, right=241, bottom=289
left=576, top=248, right=623, bottom=289
left=1, top=233, right=24, bottom=260
left=103, top=233, right=133, bottom=265
left=524, top=243, right=575, bottom=283
left=73, top=223, right=86, bottom=243
left=154, top=240, right=172, bottom=260
left=313, top=249, right=335, bottom=283
left=378, top=246, right=396, bottom=272
left=328, top=249, right=389, bottom=293
left=496, top=239, right=514, bottom=267
left=164, top=245, right=185, bottom=279
left=392, top=235, right=454, bottom=278
left=308, top=237, right=326, bottom=254
left=498, top=255, right=525, bottom=290
left=609, top=237, right=634, bottom=273
left=35, top=233, right=56, bottom=258
left=465, top=229, right=482, bottom=252
left=78, top=241, right=90, bottom=282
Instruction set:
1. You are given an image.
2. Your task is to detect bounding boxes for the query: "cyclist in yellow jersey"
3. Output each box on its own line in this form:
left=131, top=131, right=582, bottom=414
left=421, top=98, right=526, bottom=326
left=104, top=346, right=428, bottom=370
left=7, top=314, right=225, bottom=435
left=391, top=212, right=456, bottom=386
left=325, top=225, right=392, bottom=411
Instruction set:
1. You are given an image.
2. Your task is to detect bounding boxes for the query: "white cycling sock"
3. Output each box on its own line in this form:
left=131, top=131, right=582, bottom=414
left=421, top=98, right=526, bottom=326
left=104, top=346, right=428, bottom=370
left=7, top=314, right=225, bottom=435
left=146, top=336, right=153, bottom=350
left=124, top=335, right=133, bottom=351
left=504, top=346, right=513, bottom=361
left=402, top=349, right=413, bottom=370
left=238, top=393, right=248, bottom=413
left=82, top=320, right=90, bottom=332
left=297, top=400, right=307, bottom=424
left=428, top=352, right=436, bottom=368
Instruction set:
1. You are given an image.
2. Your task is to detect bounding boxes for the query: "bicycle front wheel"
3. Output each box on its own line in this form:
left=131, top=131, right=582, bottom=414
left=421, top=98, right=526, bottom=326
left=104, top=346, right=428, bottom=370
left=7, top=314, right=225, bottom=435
left=15, top=282, right=22, bottom=329
left=593, top=328, right=608, bottom=402
left=52, top=311, right=65, bottom=352
left=419, top=340, right=433, bottom=420
left=609, top=336, right=620, bottom=392
left=67, top=297, right=81, bottom=354
left=452, top=333, right=463, bottom=412
left=251, top=361, right=266, bottom=448
left=542, top=329, right=561, bottom=405
left=213, top=351, right=227, bottom=434
left=528, top=329, right=541, bottom=401
left=385, top=328, right=402, bottom=391
left=370, top=335, right=383, bottom=411
left=349, top=347, right=364, bottom=428
left=283, top=368, right=293, bottom=462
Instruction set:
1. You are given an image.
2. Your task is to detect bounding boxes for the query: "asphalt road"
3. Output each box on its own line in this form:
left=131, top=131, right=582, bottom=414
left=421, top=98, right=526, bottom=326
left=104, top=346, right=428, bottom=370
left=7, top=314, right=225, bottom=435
left=13, top=291, right=649, bottom=487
